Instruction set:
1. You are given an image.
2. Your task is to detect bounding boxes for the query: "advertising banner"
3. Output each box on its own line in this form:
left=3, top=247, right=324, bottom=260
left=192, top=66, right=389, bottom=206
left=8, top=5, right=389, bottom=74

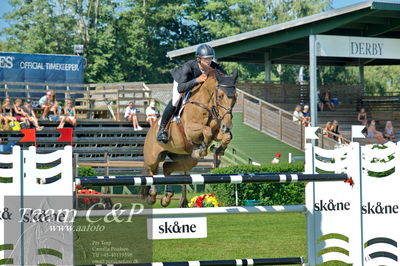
left=0, top=52, right=84, bottom=97
left=0, top=52, right=84, bottom=84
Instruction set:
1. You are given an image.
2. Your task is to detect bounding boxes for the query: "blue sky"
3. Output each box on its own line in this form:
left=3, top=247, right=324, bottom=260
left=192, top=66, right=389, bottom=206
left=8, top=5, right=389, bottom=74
left=0, top=0, right=365, bottom=40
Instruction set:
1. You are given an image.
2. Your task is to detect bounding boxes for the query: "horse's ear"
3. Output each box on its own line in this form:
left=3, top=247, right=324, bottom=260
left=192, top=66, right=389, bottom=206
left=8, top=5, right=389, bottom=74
left=232, top=69, right=238, bottom=81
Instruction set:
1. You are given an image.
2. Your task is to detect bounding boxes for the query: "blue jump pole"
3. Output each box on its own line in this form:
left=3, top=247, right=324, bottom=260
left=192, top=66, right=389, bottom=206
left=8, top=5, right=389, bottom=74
left=69, top=172, right=349, bottom=187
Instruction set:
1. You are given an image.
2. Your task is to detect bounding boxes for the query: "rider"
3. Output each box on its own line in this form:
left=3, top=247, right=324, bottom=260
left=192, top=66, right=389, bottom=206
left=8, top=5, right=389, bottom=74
left=157, top=43, right=224, bottom=144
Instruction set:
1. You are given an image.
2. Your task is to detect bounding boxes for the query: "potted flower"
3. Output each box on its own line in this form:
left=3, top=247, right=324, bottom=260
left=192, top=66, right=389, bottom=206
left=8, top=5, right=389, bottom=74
left=188, top=193, right=221, bottom=207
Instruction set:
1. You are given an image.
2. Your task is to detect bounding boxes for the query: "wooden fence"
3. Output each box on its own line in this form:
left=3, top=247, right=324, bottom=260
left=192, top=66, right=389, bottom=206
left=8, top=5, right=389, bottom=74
left=238, top=89, right=347, bottom=151
left=238, top=82, right=363, bottom=105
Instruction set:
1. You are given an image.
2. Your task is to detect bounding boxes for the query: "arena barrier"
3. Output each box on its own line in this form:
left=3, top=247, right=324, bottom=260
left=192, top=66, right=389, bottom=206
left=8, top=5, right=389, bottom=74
left=1, top=142, right=400, bottom=265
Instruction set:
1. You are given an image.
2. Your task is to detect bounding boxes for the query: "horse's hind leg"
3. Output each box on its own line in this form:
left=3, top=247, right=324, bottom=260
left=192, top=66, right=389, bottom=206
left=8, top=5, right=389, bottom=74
left=161, top=154, right=198, bottom=208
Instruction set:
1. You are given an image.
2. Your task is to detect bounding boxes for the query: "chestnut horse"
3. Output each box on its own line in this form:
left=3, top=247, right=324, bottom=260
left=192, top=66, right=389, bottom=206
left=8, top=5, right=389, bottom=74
left=143, top=69, right=238, bottom=207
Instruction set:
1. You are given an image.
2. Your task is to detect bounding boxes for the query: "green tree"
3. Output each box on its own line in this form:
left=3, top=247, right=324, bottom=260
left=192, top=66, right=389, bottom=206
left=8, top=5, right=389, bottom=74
left=3, top=0, right=78, bottom=54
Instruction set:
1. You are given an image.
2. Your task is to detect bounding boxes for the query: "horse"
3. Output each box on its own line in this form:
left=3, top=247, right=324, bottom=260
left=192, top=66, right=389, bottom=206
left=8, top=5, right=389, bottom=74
left=143, top=69, right=238, bottom=207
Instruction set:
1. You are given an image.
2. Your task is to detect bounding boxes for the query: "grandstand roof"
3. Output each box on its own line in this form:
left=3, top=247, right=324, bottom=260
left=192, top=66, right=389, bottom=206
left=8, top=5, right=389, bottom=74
left=167, top=0, right=400, bottom=66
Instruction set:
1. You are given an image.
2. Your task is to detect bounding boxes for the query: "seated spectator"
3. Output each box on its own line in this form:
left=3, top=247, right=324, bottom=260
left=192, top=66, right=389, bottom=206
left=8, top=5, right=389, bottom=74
left=292, top=105, right=304, bottom=125
left=302, top=105, right=311, bottom=126
left=22, top=99, right=44, bottom=131
left=58, top=100, right=77, bottom=129
left=39, top=90, right=59, bottom=119
left=48, top=102, right=61, bottom=121
left=13, top=98, right=30, bottom=126
left=383, top=121, right=396, bottom=142
left=357, top=108, right=368, bottom=125
left=323, top=121, right=332, bottom=138
left=145, top=100, right=159, bottom=127
left=321, top=89, right=335, bottom=111
left=331, top=120, right=344, bottom=143
left=125, top=102, right=142, bottom=131
left=271, top=153, right=280, bottom=164
left=2, top=97, right=17, bottom=122
left=39, top=91, right=53, bottom=119
left=367, top=120, right=384, bottom=144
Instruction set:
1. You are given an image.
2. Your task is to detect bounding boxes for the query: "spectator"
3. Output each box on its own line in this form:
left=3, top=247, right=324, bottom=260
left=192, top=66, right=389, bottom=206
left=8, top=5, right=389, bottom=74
left=292, top=105, right=304, bottom=124
left=23, top=100, right=44, bottom=131
left=323, top=121, right=332, bottom=138
left=39, top=91, right=53, bottom=119
left=331, top=120, right=344, bottom=143
left=367, top=120, right=384, bottom=144
left=302, top=105, right=311, bottom=126
left=271, top=153, right=280, bottom=164
left=357, top=108, right=368, bottom=125
left=125, top=102, right=142, bottom=131
left=2, top=97, right=17, bottom=122
left=145, top=100, right=159, bottom=127
left=58, top=100, right=77, bottom=129
left=13, top=98, right=30, bottom=126
left=321, top=89, right=335, bottom=111
left=48, top=101, right=61, bottom=122
left=383, top=121, right=396, bottom=142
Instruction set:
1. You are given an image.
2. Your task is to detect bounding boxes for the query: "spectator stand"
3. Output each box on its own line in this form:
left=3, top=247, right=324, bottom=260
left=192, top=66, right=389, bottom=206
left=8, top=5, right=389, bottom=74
left=0, top=81, right=153, bottom=120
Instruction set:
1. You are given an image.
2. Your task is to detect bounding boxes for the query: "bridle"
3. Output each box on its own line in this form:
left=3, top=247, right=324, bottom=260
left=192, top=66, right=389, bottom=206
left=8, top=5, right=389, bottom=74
left=189, top=81, right=236, bottom=123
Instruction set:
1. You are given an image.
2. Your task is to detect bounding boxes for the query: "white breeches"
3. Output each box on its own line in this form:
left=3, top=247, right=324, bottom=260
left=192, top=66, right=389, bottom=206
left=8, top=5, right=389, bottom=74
left=172, top=80, right=181, bottom=107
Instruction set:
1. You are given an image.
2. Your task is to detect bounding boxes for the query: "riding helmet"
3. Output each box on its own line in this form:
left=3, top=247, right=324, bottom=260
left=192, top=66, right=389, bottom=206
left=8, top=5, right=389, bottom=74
left=195, top=44, right=215, bottom=59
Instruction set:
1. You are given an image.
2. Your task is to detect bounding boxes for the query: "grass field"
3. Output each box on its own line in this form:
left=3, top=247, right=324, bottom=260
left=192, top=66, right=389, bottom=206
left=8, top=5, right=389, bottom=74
left=228, top=112, right=304, bottom=165
left=75, top=210, right=307, bottom=265
left=74, top=195, right=307, bottom=264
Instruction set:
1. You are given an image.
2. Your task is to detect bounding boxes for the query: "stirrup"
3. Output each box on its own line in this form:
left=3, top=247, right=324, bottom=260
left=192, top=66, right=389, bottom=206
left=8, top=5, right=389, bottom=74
left=157, top=129, right=169, bottom=144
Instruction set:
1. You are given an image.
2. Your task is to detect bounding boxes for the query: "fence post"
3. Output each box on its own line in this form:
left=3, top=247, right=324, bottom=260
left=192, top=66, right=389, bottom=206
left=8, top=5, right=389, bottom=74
left=5, top=83, right=9, bottom=98
left=242, top=93, right=245, bottom=122
left=117, top=90, right=120, bottom=121
left=259, top=102, right=262, bottom=131
left=300, top=124, right=304, bottom=150
left=26, top=84, right=30, bottom=99
left=279, top=110, right=283, bottom=140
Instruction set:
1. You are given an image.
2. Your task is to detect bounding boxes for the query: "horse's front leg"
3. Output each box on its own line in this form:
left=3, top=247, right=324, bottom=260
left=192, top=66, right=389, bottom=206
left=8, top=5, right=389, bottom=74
left=215, top=130, right=233, bottom=155
left=186, top=123, right=213, bottom=159
left=179, top=184, right=188, bottom=208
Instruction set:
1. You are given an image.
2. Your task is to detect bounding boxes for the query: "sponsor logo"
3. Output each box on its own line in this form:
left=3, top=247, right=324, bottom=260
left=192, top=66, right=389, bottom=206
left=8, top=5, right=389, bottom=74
left=362, top=202, right=399, bottom=215
left=148, top=217, right=207, bottom=239
left=314, top=199, right=351, bottom=212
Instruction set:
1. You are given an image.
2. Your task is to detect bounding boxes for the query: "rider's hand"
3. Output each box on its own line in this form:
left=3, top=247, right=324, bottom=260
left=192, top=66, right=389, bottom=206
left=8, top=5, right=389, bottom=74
left=196, top=74, right=207, bottom=84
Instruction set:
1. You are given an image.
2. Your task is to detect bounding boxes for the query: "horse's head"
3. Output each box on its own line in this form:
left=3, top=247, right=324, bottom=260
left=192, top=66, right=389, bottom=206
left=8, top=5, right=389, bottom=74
left=214, top=69, right=238, bottom=133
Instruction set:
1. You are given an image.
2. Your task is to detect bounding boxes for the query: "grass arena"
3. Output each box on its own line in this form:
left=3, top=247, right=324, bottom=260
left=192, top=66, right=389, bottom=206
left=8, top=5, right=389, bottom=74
left=3, top=140, right=399, bottom=265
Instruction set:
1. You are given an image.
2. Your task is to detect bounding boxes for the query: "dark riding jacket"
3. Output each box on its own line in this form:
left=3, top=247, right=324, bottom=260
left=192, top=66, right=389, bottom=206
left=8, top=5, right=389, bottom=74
left=171, top=60, right=223, bottom=93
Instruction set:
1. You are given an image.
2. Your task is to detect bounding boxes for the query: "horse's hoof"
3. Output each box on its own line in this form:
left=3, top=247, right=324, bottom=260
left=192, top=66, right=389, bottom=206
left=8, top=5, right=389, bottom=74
left=179, top=199, right=188, bottom=208
left=147, top=190, right=157, bottom=205
left=161, top=192, right=174, bottom=207
left=215, top=146, right=225, bottom=156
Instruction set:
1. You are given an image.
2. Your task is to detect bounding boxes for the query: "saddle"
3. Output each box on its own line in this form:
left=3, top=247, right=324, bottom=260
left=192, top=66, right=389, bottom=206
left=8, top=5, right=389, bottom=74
left=165, top=91, right=193, bottom=153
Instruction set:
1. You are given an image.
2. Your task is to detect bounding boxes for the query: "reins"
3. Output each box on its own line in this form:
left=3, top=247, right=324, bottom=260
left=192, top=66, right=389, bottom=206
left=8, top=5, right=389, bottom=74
left=188, top=80, right=235, bottom=123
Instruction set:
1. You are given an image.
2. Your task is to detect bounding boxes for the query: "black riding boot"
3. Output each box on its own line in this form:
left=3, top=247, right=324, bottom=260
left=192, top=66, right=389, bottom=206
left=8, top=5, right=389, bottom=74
left=157, top=102, right=176, bottom=144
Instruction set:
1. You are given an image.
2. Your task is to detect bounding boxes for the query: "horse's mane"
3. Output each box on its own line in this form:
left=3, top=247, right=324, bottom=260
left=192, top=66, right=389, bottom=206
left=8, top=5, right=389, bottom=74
left=190, top=70, right=217, bottom=100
